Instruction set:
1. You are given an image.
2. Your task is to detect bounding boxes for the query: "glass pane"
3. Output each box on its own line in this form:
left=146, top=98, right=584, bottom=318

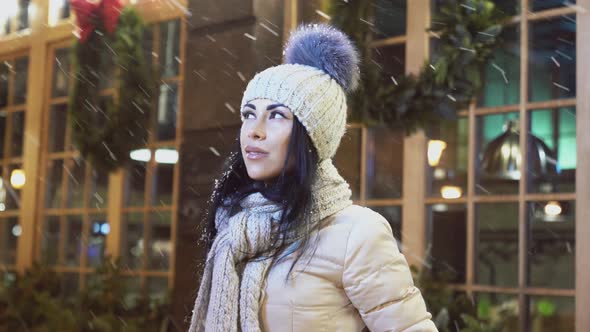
left=125, top=159, right=147, bottom=206
left=475, top=203, right=519, bottom=287
left=152, top=151, right=175, bottom=206
left=476, top=112, right=520, bottom=195
left=122, top=212, right=144, bottom=269
left=531, top=0, right=575, bottom=11
left=147, top=276, right=169, bottom=303
left=333, top=127, right=361, bottom=200
left=0, top=62, right=9, bottom=108
left=17, top=0, right=30, bottom=30
left=65, top=215, right=83, bottom=266
left=148, top=211, right=171, bottom=271
left=159, top=20, right=181, bottom=78
left=527, top=200, right=574, bottom=289
left=123, top=276, right=142, bottom=307
left=426, top=204, right=466, bottom=283
left=88, top=214, right=107, bottom=268
left=374, top=0, right=406, bottom=39
left=368, top=206, right=402, bottom=248
left=61, top=273, right=79, bottom=299
left=0, top=112, right=5, bottom=158
left=156, top=82, right=178, bottom=141
left=48, top=104, right=68, bottom=152
left=2, top=18, right=9, bottom=36
left=13, top=57, right=28, bottom=105
left=5, top=164, right=24, bottom=210
left=65, top=157, right=86, bottom=208
left=61, top=0, right=71, bottom=20
left=52, top=48, right=70, bottom=97
left=474, top=293, right=519, bottom=331
left=373, top=44, right=405, bottom=83
left=143, top=26, right=154, bottom=66
left=98, top=48, right=115, bottom=90
left=0, top=172, right=5, bottom=211
left=529, top=15, right=576, bottom=102
left=45, top=159, right=64, bottom=208
left=10, top=111, right=25, bottom=157
left=432, top=0, right=520, bottom=16
left=42, top=216, right=61, bottom=265
left=528, top=296, right=574, bottom=331
left=76, top=96, right=113, bottom=149
left=527, top=107, right=576, bottom=193
left=2, top=271, right=16, bottom=288
left=0, top=217, right=19, bottom=264
left=427, top=118, right=468, bottom=198
left=366, top=127, right=404, bottom=199
left=89, top=168, right=108, bottom=209
left=478, top=24, right=520, bottom=107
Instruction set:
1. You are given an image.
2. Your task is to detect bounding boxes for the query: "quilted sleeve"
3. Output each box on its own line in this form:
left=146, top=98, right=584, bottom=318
left=342, top=211, right=438, bottom=332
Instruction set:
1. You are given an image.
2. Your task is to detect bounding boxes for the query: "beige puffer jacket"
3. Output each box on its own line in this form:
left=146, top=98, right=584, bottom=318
left=260, top=205, right=438, bottom=332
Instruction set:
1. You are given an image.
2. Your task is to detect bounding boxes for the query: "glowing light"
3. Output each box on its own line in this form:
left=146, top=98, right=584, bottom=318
left=155, top=149, right=178, bottom=164
left=441, top=185, right=462, bottom=199
left=433, top=168, right=446, bottom=180
left=10, top=169, right=25, bottom=189
left=27, top=3, right=37, bottom=24
left=130, top=149, right=151, bottom=162
left=544, top=201, right=562, bottom=217
left=12, top=224, right=22, bottom=237
left=6, top=1, right=19, bottom=20
left=49, top=0, right=66, bottom=26
left=100, top=223, right=110, bottom=235
left=428, top=140, right=447, bottom=166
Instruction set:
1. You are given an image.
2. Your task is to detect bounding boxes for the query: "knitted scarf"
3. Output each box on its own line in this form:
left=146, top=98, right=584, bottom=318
left=189, top=159, right=352, bottom=332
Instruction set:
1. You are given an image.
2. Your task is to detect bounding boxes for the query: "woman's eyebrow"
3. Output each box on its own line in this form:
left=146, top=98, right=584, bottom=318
left=266, top=103, right=287, bottom=111
left=244, top=103, right=256, bottom=110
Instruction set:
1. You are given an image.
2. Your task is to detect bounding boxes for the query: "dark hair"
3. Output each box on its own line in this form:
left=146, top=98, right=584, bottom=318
left=204, top=117, right=320, bottom=276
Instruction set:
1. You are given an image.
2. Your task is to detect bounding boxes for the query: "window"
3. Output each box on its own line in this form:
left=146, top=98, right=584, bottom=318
left=0, top=53, right=28, bottom=273
left=425, top=2, right=577, bottom=330
left=122, top=19, right=183, bottom=302
left=38, top=43, right=109, bottom=291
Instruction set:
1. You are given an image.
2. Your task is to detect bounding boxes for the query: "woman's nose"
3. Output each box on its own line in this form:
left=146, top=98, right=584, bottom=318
left=248, top=122, right=266, bottom=140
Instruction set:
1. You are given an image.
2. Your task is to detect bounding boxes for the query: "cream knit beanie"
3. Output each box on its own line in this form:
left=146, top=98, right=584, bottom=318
left=240, top=24, right=360, bottom=161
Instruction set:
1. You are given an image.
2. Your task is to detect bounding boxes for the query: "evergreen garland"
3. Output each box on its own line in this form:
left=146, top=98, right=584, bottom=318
left=328, top=0, right=508, bottom=134
left=69, top=6, right=154, bottom=173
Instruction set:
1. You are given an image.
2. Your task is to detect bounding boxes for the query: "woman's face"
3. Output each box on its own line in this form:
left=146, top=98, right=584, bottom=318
left=240, top=98, right=294, bottom=182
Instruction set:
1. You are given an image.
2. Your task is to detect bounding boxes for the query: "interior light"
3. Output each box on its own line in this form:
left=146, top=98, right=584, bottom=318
left=10, top=169, right=26, bottom=189
left=433, top=168, right=446, bottom=180
left=544, top=201, right=562, bottom=217
left=12, top=224, right=22, bottom=237
left=441, top=185, right=462, bottom=199
left=155, top=149, right=178, bottom=164
left=428, top=140, right=447, bottom=167
left=48, top=0, right=66, bottom=26
left=130, top=148, right=151, bottom=162
left=100, top=223, right=110, bottom=235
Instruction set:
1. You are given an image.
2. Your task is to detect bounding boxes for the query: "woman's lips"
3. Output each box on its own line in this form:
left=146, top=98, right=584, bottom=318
left=246, top=151, right=268, bottom=160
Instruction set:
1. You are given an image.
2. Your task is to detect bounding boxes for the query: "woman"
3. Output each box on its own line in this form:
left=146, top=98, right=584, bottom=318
left=189, top=24, right=437, bottom=332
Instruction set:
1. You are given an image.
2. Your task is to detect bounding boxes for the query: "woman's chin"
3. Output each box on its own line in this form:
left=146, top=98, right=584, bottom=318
left=246, top=167, right=279, bottom=182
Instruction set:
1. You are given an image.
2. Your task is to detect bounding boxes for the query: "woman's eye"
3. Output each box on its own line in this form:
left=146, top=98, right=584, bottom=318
left=241, top=111, right=255, bottom=119
left=270, top=111, right=286, bottom=119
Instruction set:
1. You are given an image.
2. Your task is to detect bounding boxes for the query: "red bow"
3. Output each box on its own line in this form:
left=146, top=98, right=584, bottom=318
left=71, top=0, right=123, bottom=42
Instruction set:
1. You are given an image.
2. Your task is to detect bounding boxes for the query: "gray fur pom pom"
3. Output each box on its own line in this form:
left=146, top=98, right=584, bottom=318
left=284, top=24, right=360, bottom=93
